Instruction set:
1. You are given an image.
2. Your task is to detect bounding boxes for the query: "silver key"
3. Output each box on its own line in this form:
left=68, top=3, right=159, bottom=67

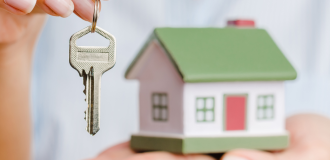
left=69, top=26, right=116, bottom=136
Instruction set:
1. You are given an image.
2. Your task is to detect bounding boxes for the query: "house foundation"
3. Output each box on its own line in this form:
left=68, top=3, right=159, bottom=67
left=131, top=133, right=289, bottom=154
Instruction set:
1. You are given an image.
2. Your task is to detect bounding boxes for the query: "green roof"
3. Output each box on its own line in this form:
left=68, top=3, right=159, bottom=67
left=126, top=28, right=297, bottom=82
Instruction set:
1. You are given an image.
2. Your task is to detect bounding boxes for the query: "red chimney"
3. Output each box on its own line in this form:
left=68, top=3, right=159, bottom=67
left=227, top=19, right=255, bottom=28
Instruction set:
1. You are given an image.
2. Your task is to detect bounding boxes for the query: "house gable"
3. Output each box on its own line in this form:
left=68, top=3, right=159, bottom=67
left=136, top=40, right=184, bottom=134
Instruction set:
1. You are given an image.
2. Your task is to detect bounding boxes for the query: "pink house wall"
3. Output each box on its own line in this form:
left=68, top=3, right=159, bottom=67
left=137, top=41, right=184, bottom=134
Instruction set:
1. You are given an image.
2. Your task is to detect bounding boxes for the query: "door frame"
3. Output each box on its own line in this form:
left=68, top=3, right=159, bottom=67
left=223, top=94, right=248, bottom=131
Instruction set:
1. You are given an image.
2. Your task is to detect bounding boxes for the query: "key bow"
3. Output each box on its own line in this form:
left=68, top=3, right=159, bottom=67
left=69, top=26, right=116, bottom=76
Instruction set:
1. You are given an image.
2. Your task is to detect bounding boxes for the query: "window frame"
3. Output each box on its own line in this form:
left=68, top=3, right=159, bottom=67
left=195, top=97, right=215, bottom=122
left=152, top=93, right=168, bottom=122
left=257, top=95, right=275, bottom=120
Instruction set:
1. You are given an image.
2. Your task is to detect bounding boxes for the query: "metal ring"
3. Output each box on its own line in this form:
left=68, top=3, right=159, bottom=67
left=91, top=0, right=100, bottom=33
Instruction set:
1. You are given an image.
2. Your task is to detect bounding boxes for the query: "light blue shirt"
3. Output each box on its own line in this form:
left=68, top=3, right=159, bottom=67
left=32, top=0, right=330, bottom=159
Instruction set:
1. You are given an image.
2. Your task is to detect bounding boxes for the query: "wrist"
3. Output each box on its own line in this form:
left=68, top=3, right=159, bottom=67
left=0, top=42, right=32, bottom=69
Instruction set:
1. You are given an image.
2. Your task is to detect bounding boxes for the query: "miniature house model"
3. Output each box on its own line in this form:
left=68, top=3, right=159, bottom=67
left=125, top=22, right=297, bottom=154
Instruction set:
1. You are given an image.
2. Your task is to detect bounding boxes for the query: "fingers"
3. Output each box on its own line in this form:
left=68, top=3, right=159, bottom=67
left=94, top=142, right=136, bottom=160
left=222, top=146, right=330, bottom=160
left=127, top=152, right=215, bottom=160
left=87, top=142, right=136, bottom=160
left=222, top=149, right=276, bottom=160
left=0, top=0, right=36, bottom=15
left=72, top=0, right=95, bottom=22
left=89, top=141, right=215, bottom=160
left=0, top=0, right=74, bottom=17
left=36, top=0, right=74, bottom=17
left=1, top=0, right=97, bottom=22
left=39, top=0, right=96, bottom=22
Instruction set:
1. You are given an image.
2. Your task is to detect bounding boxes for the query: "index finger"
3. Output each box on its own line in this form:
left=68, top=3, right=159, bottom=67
left=72, top=0, right=95, bottom=22
left=0, top=0, right=36, bottom=15
left=37, top=0, right=98, bottom=22
left=1, top=0, right=100, bottom=22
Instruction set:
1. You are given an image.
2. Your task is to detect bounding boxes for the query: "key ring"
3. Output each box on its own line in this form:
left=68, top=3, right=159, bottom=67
left=91, top=0, right=101, bottom=33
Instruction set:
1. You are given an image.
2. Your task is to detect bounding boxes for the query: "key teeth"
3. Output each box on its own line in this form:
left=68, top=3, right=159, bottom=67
left=84, top=110, right=87, bottom=121
left=83, top=88, right=87, bottom=102
left=82, top=69, right=87, bottom=101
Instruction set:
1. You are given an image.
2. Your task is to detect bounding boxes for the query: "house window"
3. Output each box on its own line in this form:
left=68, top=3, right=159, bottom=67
left=196, top=97, right=215, bottom=122
left=152, top=93, right=168, bottom=121
left=257, top=95, right=274, bottom=120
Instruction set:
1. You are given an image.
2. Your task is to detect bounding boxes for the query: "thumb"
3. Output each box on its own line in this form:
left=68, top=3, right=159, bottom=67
left=0, top=0, right=36, bottom=14
left=222, top=149, right=276, bottom=160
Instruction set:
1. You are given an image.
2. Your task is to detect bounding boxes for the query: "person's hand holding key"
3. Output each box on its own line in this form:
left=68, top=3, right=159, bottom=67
left=0, top=0, right=102, bottom=22
left=0, top=0, right=110, bottom=159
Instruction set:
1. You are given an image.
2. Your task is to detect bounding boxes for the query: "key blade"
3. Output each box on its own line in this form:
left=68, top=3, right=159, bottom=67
left=83, top=71, right=89, bottom=125
left=85, top=67, right=101, bottom=136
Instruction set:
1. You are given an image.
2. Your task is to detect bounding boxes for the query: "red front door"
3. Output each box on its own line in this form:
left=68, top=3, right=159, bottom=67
left=225, top=95, right=246, bottom=131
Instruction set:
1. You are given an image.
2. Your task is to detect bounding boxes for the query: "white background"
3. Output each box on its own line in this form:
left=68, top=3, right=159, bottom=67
left=32, top=0, right=330, bottom=159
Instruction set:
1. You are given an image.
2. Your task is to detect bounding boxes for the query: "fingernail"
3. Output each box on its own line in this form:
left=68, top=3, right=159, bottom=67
left=4, top=0, right=36, bottom=13
left=45, top=0, right=74, bottom=18
left=222, top=155, right=248, bottom=160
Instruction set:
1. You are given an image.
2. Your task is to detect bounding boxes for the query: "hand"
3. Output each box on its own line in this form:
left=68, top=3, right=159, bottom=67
left=222, top=114, right=330, bottom=160
left=0, top=1, right=99, bottom=160
left=0, top=0, right=101, bottom=44
left=91, top=114, right=330, bottom=160
left=87, top=142, right=215, bottom=160
left=0, top=4, right=46, bottom=160
left=0, top=0, right=98, bottom=22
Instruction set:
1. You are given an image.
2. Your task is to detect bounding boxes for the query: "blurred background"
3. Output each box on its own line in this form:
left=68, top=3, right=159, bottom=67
left=31, top=0, right=330, bottom=159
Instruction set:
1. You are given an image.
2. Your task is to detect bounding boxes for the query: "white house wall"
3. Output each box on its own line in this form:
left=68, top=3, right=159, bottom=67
left=183, top=81, right=285, bottom=137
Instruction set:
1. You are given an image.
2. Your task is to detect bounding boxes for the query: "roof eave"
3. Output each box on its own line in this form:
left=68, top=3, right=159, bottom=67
left=125, top=29, right=184, bottom=80
left=125, top=32, right=157, bottom=79
left=183, top=71, right=297, bottom=83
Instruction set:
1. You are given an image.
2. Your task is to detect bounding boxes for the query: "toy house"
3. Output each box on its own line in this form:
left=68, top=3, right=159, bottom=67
left=125, top=22, right=297, bottom=154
